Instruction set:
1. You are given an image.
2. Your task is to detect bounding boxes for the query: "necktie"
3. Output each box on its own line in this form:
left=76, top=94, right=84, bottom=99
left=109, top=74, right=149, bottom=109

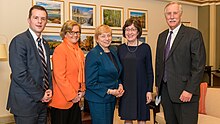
left=163, top=31, right=173, bottom=82
left=37, top=38, right=49, bottom=90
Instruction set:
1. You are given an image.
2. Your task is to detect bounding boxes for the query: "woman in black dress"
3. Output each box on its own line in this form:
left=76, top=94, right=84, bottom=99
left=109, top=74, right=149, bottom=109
left=118, top=18, right=154, bottom=124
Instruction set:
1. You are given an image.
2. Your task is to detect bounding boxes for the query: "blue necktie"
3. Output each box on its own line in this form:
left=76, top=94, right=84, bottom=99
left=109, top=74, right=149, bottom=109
left=37, top=38, right=49, bottom=90
left=163, top=31, right=173, bottom=82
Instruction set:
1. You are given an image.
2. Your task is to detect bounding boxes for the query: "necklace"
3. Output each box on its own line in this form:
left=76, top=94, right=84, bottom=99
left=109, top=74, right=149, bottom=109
left=126, top=40, right=139, bottom=53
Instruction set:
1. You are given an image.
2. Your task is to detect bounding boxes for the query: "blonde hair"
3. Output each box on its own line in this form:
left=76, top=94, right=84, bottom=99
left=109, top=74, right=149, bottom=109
left=60, top=20, right=81, bottom=39
left=94, top=25, right=112, bottom=41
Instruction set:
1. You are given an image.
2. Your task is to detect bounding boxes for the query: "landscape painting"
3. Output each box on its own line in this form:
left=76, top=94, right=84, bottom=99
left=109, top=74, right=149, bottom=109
left=69, top=3, right=96, bottom=28
left=80, top=33, right=94, bottom=54
left=110, top=35, right=123, bottom=51
left=112, top=35, right=123, bottom=45
left=182, top=21, right=191, bottom=27
left=42, top=32, right=62, bottom=55
left=101, top=6, right=123, bottom=29
left=138, top=35, right=148, bottom=43
left=33, top=0, right=64, bottom=27
left=128, top=8, right=148, bottom=31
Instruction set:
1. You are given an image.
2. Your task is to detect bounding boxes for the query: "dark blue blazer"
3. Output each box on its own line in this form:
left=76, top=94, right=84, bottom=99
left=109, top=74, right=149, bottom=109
left=7, top=29, right=52, bottom=116
left=85, top=45, right=122, bottom=103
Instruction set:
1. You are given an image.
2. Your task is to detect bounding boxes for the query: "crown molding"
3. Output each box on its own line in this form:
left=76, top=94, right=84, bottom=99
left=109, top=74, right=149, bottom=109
left=160, top=0, right=220, bottom=6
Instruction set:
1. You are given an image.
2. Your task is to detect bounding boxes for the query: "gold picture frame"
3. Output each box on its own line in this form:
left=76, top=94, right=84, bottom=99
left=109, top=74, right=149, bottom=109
left=42, top=32, right=62, bottom=55
left=182, top=21, right=191, bottom=27
left=128, top=8, right=148, bottom=31
left=138, top=34, right=148, bottom=43
left=80, top=33, right=95, bottom=54
left=100, top=5, right=124, bottom=30
left=69, top=2, right=96, bottom=29
left=32, top=0, right=64, bottom=27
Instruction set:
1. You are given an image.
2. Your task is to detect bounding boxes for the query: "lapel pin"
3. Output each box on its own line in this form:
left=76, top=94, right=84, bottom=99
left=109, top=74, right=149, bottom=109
left=100, top=52, right=102, bottom=55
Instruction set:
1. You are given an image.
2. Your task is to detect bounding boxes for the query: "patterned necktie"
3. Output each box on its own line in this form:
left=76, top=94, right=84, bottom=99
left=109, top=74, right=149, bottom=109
left=163, top=31, right=173, bottom=82
left=37, top=38, right=49, bottom=90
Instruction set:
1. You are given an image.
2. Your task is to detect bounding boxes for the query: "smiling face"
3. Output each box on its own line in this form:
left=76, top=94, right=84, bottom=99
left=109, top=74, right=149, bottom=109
left=164, top=3, right=182, bottom=30
left=97, top=32, right=112, bottom=49
left=125, top=24, right=139, bottom=42
left=28, top=9, right=47, bottom=37
left=65, top=25, right=80, bottom=44
left=95, top=25, right=112, bottom=50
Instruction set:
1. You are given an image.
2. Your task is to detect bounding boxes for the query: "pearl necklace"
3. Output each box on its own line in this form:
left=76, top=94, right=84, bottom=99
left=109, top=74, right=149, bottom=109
left=126, top=40, right=139, bottom=53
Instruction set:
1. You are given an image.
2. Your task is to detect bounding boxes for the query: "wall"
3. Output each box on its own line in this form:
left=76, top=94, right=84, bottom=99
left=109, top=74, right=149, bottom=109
left=198, top=6, right=210, bottom=64
left=216, top=5, right=220, bottom=68
left=0, top=0, right=198, bottom=117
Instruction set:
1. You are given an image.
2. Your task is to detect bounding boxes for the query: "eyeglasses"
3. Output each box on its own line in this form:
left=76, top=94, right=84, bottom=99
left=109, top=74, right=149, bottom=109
left=125, top=28, right=137, bottom=32
left=68, top=31, right=81, bottom=35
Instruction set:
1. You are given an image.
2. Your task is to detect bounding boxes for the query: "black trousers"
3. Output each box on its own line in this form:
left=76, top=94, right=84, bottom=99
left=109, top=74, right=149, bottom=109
left=50, top=103, right=82, bottom=124
left=161, top=83, right=199, bottom=124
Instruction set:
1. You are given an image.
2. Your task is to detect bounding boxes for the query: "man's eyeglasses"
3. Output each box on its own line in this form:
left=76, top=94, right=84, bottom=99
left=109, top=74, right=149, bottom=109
left=125, top=28, right=137, bottom=32
left=68, top=31, right=81, bottom=35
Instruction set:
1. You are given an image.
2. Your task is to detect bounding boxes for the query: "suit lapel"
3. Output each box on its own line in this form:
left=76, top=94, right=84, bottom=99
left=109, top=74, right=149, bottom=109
left=96, top=45, right=120, bottom=78
left=167, top=25, right=185, bottom=60
left=26, top=30, right=45, bottom=72
left=160, top=30, right=169, bottom=62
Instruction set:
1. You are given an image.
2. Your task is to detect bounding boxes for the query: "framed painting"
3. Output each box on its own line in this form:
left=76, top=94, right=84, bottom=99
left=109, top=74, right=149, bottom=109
left=138, top=35, right=148, bottom=43
left=112, top=35, right=123, bottom=45
left=69, top=2, right=96, bottom=29
left=182, top=21, right=191, bottom=27
left=101, top=6, right=124, bottom=30
left=128, top=8, right=148, bottom=31
left=32, top=0, right=64, bottom=27
left=110, top=34, right=123, bottom=51
left=42, top=32, right=62, bottom=55
left=80, top=33, right=94, bottom=54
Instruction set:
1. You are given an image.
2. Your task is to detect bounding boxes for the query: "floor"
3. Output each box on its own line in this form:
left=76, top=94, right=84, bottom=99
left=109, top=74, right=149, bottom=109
left=0, top=108, right=154, bottom=124
left=113, top=108, right=154, bottom=124
left=0, top=115, right=14, bottom=124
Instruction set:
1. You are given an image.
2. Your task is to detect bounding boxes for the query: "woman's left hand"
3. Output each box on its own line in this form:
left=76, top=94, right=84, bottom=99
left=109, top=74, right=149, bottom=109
left=116, top=84, right=125, bottom=97
left=146, top=92, right=152, bottom=104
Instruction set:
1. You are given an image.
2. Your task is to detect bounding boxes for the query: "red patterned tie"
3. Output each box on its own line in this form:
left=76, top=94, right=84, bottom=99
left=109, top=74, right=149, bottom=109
left=37, top=38, right=49, bottom=90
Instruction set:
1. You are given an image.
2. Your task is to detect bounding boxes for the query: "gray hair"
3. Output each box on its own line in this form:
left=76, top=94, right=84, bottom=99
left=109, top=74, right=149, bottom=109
left=164, top=2, right=183, bottom=14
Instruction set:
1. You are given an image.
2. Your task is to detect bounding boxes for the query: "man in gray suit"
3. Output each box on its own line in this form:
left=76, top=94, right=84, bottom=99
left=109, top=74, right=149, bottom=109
left=7, top=5, right=52, bottom=124
left=155, top=2, right=206, bottom=124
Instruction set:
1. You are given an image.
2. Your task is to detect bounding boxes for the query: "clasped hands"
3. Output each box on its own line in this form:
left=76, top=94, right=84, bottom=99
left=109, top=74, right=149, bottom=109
left=107, top=84, right=125, bottom=97
left=72, top=91, right=85, bottom=103
left=41, top=89, right=52, bottom=103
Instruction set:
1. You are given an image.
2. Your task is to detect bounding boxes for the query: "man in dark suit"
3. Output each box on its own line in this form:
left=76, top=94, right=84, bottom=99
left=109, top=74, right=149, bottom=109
left=155, top=2, right=206, bottom=124
left=7, top=5, right=52, bottom=124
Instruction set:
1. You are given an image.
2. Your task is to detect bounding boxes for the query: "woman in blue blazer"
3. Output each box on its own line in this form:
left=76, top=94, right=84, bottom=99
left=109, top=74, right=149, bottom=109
left=85, top=25, right=124, bottom=124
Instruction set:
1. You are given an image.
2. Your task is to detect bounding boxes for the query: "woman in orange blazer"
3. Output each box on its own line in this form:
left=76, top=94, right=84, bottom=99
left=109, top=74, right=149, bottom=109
left=49, top=20, right=85, bottom=124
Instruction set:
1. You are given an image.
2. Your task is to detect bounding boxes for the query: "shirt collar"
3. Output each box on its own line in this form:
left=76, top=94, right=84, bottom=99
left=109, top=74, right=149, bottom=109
left=169, top=23, right=181, bottom=35
left=28, top=28, right=42, bottom=41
